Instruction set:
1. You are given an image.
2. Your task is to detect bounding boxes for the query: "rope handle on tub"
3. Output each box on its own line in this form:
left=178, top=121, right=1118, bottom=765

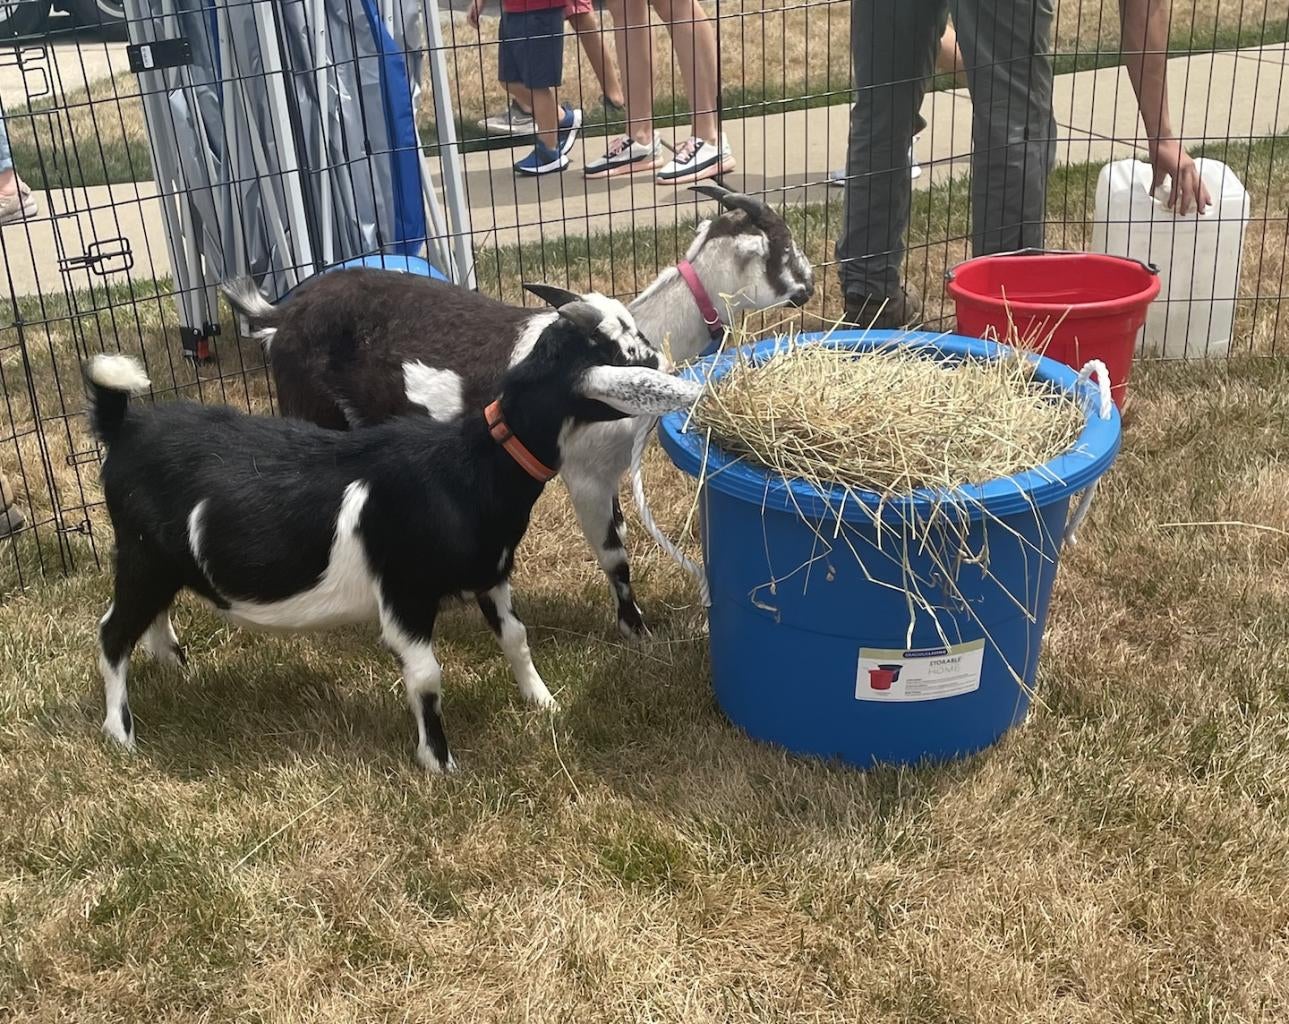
left=1063, top=359, right=1114, bottom=546
left=630, top=417, right=712, bottom=608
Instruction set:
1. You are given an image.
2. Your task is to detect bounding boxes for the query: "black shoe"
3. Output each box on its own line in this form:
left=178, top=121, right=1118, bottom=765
left=843, top=283, right=923, bottom=330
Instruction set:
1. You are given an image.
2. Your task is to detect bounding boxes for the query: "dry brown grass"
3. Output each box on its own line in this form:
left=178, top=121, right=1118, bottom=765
left=0, top=351, right=1287, bottom=1021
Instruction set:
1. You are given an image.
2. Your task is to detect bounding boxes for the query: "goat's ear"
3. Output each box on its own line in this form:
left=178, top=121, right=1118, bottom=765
left=555, top=300, right=607, bottom=337
left=579, top=366, right=703, bottom=416
left=523, top=282, right=583, bottom=308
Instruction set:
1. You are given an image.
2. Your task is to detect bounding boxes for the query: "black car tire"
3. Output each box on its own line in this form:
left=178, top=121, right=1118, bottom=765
left=0, top=0, right=52, bottom=39
left=66, top=0, right=127, bottom=40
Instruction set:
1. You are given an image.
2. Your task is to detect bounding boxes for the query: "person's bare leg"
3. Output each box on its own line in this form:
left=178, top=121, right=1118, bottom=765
left=0, top=168, right=16, bottom=196
left=570, top=10, right=625, bottom=108
left=650, top=0, right=719, bottom=143
left=528, top=86, right=559, bottom=150
left=937, top=21, right=966, bottom=85
left=604, top=0, right=656, bottom=144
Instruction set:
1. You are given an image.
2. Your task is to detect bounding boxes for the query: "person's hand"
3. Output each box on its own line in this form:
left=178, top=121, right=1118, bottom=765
left=1149, top=136, right=1212, bottom=216
left=466, top=0, right=482, bottom=30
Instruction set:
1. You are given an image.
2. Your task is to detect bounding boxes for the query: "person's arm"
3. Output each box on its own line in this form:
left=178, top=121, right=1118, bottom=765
left=1118, top=0, right=1211, bottom=214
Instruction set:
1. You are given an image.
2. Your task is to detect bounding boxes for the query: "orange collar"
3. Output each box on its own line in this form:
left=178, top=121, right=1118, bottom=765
left=485, top=400, right=557, bottom=483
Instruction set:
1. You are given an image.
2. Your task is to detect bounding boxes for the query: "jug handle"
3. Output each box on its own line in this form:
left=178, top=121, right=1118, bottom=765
left=944, top=248, right=1159, bottom=282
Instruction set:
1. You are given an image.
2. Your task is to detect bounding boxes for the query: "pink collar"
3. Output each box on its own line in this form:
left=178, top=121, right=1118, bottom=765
left=676, top=259, right=723, bottom=341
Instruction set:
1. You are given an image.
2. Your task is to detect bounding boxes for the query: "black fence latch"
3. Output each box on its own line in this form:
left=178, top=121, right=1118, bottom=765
left=57, top=238, right=134, bottom=278
left=127, top=39, right=193, bottom=73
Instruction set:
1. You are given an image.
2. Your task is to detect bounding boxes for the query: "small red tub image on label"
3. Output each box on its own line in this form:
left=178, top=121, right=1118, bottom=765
left=867, top=664, right=904, bottom=691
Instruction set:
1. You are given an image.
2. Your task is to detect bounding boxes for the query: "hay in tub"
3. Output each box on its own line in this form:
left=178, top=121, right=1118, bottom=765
left=691, top=337, right=1085, bottom=498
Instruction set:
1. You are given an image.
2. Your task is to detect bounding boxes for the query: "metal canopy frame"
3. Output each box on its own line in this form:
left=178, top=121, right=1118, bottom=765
left=121, top=0, right=475, bottom=360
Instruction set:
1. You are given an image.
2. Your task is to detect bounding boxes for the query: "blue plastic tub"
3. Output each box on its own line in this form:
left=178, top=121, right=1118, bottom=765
left=658, top=330, right=1121, bottom=767
left=276, top=254, right=448, bottom=304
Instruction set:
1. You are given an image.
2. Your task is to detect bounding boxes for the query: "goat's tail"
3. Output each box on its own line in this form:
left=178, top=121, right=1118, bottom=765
left=220, top=278, right=282, bottom=349
left=84, top=354, right=151, bottom=445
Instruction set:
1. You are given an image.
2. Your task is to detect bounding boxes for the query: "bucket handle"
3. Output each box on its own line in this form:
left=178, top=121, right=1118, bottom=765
left=1063, top=359, right=1114, bottom=547
left=944, top=247, right=1159, bottom=283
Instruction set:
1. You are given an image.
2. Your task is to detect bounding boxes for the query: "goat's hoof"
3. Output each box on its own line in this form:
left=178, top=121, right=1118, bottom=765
left=141, top=640, right=187, bottom=669
left=525, top=689, right=560, bottom=712
left=417, top=746, right=457, bottom=774
left=617, top=615, right=651, bottom=643
left=102, top=720, right=136, bottom=751
left=158, top=645, right=188, bottom=670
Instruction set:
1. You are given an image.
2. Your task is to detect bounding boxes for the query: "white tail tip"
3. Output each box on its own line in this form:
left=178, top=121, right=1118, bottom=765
left=87, top=354, right=151, bottom=395
left=220, top=278, right=278, bottom=321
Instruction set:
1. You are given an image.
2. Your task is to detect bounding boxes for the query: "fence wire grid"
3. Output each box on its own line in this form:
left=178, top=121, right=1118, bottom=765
left=1, top=0, right=1286, bottom=592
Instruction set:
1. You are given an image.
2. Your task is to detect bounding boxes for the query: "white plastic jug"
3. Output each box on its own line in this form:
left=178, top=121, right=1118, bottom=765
left=1092, top=158, right=1250, bottom=359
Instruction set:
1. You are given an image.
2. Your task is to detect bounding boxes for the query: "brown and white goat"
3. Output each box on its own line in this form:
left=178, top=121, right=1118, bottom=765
left=223, top=185, right=815, bottom=637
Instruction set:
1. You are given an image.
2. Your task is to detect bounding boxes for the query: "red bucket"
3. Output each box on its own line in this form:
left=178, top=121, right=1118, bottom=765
left=946, top=250, right=1160, bottom=410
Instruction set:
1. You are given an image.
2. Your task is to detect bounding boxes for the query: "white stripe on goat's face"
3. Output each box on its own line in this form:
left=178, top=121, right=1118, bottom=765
left=580, top=293, right=659, bottom=367
left=403, top=362, right=465, bottom=421
left=508, top=311, right=560, bottom=368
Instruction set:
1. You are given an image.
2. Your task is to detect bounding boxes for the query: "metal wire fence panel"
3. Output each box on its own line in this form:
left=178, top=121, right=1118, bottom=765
left=1, top=0, right=1286, bottom=591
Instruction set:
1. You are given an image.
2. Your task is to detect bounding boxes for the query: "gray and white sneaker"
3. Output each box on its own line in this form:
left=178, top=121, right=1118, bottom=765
left=656, top=133, right=735, bottom=184
left=584, top=133, right=662, bottom=178
left=477, top=101, right=535, bottom=137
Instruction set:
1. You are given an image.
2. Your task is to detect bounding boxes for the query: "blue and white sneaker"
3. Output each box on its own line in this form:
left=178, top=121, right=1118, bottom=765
left=514, top=140, right=570, bottom=176
left=557, top=103, right=582, bottom=157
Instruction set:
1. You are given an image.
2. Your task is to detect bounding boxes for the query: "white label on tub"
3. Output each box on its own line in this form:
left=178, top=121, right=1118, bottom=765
left=855, top=639, right=986, bottom=702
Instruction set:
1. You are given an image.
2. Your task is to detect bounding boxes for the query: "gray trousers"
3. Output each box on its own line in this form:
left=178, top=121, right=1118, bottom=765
left=835, top=0, right=1058, bottom=300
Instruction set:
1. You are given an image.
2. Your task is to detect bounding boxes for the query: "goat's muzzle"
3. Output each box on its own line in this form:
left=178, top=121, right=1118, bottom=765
left=789, top=277, right=816, bottom=308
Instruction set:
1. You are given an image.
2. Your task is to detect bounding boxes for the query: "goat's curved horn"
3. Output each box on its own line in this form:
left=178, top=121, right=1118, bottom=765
left=688, top=183, right=733, bottom=203
left=523, top=282, right=583, bottom=308
left=715, top=190, right=774, bottom=219
left=554, top=300, right=606, bottom=336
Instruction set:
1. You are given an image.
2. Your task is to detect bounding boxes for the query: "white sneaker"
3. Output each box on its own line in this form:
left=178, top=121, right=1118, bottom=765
left=477, top=101, right=535, bottom=137
left=0, top=180, right=38, bottom=225
left=656, top=133, right=735, bottom=184
left=584, top=133, right=661, bottom=177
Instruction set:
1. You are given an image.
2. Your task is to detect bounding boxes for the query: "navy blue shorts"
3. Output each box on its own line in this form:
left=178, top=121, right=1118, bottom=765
left=499, top=8, right=565, bottom=90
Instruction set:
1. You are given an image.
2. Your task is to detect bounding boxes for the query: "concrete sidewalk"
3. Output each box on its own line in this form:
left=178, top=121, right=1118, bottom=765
left=3, top=44, right=1287, bottom=299
left=0, top=29, right=128, bottom=107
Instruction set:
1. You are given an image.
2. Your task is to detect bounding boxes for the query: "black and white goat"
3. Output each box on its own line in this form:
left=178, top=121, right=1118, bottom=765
left=85, top=298, right=700, bottom=772
left=224, top=185, right=814, bottom=637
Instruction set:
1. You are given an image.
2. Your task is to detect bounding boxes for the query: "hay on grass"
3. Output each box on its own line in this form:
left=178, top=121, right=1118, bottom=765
left=692, top=335, right=1086, bottom=499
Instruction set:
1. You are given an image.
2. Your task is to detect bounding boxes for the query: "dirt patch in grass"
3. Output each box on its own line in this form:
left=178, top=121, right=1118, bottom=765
left=0, top=355, right=1286, bottom=1021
